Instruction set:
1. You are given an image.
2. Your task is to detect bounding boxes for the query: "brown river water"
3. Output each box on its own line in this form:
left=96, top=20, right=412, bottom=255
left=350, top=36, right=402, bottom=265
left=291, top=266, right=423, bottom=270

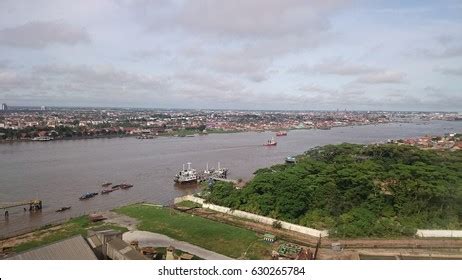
left=1, top=120, right=461, bottom=237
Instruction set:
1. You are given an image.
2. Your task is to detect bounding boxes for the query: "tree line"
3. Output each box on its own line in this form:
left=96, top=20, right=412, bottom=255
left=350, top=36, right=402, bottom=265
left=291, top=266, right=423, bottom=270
left=205, top=143, right=462, bottom=238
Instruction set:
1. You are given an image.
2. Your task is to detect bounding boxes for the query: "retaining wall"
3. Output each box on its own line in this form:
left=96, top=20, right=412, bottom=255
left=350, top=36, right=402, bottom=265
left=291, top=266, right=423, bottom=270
left=416, top=230, right=462, bottom=238
left=175, top=195, right=329, bottom=238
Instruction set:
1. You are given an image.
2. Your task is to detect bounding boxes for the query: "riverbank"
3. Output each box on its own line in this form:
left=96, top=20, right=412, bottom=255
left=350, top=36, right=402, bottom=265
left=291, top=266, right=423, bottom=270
left=0, top=120, right=417, bottom=144
left=3, top=202, right=462, bottom=260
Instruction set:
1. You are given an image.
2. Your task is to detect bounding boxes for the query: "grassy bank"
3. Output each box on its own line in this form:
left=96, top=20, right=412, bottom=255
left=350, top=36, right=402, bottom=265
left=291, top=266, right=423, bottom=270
left=10, top=216, right=127, bottom=253
left=115, top=204, right=272, bottom=259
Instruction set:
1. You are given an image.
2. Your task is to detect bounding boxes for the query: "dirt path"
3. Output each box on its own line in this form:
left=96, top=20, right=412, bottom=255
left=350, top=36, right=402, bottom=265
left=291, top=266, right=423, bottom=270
left=101, top=211, right=139, bottom=231
left=123, top=231, right=233, bottom=260
left=101, top=210, right=233, bottom=260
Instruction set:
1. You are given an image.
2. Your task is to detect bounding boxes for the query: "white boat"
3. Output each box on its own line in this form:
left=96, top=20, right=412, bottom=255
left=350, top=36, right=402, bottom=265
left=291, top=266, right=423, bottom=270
left=174, top=162, right=198, bottom=183
left=32, top=136, right=53, bottom=141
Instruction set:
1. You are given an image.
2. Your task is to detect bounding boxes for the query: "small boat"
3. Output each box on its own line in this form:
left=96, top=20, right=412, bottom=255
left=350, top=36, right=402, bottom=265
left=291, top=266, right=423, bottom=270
left=101, top=182, right=112, bottom=188
left=276, top=131, right=288, bottom=136
left=89, top=213, right=106, bottom=222
left=112, top=184, right=121, bottom=189
left=263, top=138, right=277, bottom=146
left=174, top=162, right=198, bottom=184
left=56, top=206, right=71, bottom=212
left=79, top=192, right=99, bottom=200
left=101, top=189, right=115, bottom=194
left=285, top=156, right=296, bottom=164
left=120, top=184, right=133, bottom=189
left=32, top=136, right=53, bottom=141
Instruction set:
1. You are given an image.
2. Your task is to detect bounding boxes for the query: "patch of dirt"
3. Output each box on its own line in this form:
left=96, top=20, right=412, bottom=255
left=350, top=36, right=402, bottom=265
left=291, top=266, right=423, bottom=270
left=101, top=211, right=140, bottom=231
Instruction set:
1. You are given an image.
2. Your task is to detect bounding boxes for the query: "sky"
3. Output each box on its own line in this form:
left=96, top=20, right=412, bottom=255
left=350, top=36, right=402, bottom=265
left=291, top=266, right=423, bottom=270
left=0, top=0, right=461, bottom=111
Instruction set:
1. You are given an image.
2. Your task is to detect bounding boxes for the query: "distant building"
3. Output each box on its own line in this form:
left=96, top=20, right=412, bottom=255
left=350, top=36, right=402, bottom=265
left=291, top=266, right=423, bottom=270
left=1, top=103, right=7, bottom=111
left=41, top=106, right=46, bottom=111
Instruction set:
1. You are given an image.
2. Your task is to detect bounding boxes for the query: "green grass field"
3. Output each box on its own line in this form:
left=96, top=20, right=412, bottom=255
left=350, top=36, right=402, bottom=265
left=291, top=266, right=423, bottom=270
left=115, top=204, right=272, bottom=259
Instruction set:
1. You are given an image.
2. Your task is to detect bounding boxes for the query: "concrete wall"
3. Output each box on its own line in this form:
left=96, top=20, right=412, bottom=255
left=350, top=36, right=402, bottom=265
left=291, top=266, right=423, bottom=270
left=416, top=230, right=462, bottom=238
left=176, top=195, right=462, bottom=239
left=175, top=195, right=329, bottom=238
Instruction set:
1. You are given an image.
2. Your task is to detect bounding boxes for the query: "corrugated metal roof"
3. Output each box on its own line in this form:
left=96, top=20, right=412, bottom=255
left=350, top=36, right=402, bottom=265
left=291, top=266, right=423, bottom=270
left=7, top=235, right=98, bottom=260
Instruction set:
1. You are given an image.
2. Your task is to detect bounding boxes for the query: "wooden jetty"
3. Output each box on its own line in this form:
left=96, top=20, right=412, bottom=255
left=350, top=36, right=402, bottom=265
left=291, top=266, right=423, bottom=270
left=0, top=200, right=43, bottom=211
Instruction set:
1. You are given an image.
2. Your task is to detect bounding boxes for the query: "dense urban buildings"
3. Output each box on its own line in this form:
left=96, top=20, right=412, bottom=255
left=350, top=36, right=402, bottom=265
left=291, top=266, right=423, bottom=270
left=0, top=106, right=460, bottom=142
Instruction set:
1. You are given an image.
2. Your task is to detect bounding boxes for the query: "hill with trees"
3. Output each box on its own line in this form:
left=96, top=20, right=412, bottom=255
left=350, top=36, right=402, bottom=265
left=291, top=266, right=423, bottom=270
left=205, top=143, right=462, bottom=238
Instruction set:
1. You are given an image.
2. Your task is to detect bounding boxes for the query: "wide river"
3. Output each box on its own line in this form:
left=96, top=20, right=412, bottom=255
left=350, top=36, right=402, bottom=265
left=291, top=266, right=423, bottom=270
left=1, top=120, right=461, bottom=237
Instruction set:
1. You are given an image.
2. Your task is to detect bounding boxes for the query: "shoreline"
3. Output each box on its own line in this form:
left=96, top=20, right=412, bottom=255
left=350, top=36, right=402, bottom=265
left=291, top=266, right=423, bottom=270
left=0, top=120, right=423, bottom=144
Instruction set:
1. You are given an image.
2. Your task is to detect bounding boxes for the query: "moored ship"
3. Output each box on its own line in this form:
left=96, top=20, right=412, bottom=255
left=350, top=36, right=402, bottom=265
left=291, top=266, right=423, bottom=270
left=174, top=162, right=198, bottom=183
left=276, top=131, right=288, bottom=136
left=203, top=162, right=228, bottom=179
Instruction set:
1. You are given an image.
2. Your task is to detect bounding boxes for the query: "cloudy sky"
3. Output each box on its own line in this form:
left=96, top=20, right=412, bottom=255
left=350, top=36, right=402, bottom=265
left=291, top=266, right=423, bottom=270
left=0, top=0, right=461, bottom=111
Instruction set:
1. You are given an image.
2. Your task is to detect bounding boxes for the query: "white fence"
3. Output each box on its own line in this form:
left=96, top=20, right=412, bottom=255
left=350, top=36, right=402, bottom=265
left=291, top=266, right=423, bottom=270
left=416, top=230, right=462, bottom=238
left=174, top=195, right=329, bottom=237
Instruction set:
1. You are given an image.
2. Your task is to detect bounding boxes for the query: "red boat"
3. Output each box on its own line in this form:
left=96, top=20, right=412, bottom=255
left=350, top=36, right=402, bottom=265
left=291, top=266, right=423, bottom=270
left=263, top=138, right=277, bottom=146
left=276, top=131, right=288, bottom=136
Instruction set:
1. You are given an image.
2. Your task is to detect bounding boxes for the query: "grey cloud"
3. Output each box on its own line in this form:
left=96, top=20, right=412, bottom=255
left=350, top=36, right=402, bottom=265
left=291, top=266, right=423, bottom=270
left=355, top=71, right=406, bottom=84
left=176, top=0, right=347, bottom=37
left=292, top=58, right=381, bottom=76
left=415, top=45, right=462, bottom=59
left=0, top=20, right=90, bottom=49
left=434, top=66, right=462, bottom=76
left=1, top=64, right=170, bottom=104
left=130, top=48, right=172, bottom=61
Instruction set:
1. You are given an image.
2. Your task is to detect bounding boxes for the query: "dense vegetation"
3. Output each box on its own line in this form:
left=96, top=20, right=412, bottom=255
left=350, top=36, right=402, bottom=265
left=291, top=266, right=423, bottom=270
left=206, top=144, right=462, bottom=238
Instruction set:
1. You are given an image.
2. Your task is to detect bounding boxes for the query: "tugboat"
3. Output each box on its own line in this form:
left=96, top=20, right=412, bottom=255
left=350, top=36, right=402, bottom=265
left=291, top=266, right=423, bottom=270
left=263, top=137, right=277, bottom=146
left=276, top=131, right=288, bottom=136
left=79, top=192, right=98, bottom=200
left=174, top=163, right=198, bottom=184
left=56, top=206, right=71, bottom=212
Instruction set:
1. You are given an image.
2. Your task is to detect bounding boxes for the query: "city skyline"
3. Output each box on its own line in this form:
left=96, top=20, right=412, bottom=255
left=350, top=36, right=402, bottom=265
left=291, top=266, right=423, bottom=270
left=0, top=0, right=461, bottom=111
